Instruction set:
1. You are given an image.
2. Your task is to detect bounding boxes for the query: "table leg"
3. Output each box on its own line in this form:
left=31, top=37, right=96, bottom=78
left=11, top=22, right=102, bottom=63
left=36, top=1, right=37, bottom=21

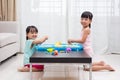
left=78, top=65, right=80, bottom=80
left=64, top=66, right=67, bottom=80
left=30, top=63, right=32, bottom=80
left=89, top=63, right=92, bottom=80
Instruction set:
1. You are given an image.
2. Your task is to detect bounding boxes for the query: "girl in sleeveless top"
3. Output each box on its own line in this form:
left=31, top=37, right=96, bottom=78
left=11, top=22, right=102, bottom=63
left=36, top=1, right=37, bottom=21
left=68, top=11, right=114, bottom=71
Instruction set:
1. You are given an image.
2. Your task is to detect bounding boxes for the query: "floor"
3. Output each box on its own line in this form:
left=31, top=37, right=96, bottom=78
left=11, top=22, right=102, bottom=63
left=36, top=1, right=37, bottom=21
left=0, top=53, right=120, bottom=80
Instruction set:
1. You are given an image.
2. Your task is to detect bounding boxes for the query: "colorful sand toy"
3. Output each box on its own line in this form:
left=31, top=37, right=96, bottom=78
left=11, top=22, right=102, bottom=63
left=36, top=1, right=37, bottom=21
left=35, top=43, right=83, bottom=53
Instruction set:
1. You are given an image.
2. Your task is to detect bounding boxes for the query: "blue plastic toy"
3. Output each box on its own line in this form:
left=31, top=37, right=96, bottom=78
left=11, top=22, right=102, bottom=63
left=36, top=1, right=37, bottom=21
left=36, top=43, right=83, bottom=53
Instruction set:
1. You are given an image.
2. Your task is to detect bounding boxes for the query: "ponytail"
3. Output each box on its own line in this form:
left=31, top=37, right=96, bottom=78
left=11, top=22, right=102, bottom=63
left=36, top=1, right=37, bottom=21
left=89, top=24, right=91, bottom=28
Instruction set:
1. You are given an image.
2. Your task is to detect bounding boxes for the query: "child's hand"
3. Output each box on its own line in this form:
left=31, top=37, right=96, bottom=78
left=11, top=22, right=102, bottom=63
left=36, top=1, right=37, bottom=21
left=44, top=35, right=48, bottom=40
left=68, top=39, right=73, bottom=44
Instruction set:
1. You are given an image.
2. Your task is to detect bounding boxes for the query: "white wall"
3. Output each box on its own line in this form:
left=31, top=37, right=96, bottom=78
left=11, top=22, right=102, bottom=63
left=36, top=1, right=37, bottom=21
left=108, top=17, right=120, bottom=53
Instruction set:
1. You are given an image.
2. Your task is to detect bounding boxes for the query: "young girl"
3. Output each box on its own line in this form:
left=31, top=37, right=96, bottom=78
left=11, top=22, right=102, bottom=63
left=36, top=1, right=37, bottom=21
left=18, top=25, right=48, bottom=72
left=68, top=11, right=114, bottom=71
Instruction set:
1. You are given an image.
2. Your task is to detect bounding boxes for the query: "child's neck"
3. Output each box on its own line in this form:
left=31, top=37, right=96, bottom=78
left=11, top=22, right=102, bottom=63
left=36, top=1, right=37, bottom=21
left=83, top=26, right=89, bottom=29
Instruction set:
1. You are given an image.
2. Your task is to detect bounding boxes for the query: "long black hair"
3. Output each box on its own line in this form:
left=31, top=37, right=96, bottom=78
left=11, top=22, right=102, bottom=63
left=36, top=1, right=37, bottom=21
left=26, top=25, right=38, bottom=40
left=81, top=11, right=93, bottom=28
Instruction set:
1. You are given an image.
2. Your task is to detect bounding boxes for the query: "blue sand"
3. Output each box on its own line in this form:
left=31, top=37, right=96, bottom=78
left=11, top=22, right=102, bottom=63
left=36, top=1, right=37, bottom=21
left=36, top=44, right=83, bottom=52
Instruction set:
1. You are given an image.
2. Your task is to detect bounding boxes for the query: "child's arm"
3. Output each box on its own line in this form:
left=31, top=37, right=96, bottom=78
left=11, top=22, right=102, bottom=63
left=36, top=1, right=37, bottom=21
left=68, top=29, right=90, bottom=44
left=32, top=36, right=48, bottom=44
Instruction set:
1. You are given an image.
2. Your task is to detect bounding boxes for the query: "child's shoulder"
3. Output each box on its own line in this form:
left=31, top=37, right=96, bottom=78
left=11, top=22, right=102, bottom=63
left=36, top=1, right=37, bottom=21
left=25, top=39, right=34, bottom=44
left=26, top=39, right=34, bottom=41
left=83, top=27, right=90, bottom=34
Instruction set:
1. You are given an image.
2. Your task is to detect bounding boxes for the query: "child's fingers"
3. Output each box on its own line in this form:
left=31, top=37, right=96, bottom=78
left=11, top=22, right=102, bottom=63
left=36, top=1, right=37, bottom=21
left=68, top=40, right=72, bottom=44
left=44, top=36, right=48, bottom=40
left=68, top=42, right=72, bottom=45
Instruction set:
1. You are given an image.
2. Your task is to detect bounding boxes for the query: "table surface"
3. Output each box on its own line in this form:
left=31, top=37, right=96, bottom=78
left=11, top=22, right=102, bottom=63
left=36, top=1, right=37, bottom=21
left=30, top=51, right=92, bottom=63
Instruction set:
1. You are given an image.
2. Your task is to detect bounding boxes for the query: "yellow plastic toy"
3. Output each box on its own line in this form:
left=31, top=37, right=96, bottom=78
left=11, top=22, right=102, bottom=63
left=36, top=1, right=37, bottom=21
left=55, top=41, right=62, bottom=47
left=47, top=48, right=54, bottom=53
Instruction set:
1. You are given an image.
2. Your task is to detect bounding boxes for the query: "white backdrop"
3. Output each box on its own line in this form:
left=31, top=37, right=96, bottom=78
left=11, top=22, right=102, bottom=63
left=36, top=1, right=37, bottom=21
left=19, top=0, right=120, bottom=54
left=20, top=0, right=67, bottom=51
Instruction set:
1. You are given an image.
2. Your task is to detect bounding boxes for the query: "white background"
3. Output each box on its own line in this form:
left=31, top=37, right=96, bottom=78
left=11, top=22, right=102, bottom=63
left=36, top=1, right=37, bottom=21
left=18, top=0, right=120, bottom=54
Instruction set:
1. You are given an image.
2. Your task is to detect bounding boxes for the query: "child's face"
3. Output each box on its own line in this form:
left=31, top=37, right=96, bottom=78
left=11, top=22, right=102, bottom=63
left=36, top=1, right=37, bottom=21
left=27, top=28, right=38, bottom=39
left=80, top=18, right=92, bottom=28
